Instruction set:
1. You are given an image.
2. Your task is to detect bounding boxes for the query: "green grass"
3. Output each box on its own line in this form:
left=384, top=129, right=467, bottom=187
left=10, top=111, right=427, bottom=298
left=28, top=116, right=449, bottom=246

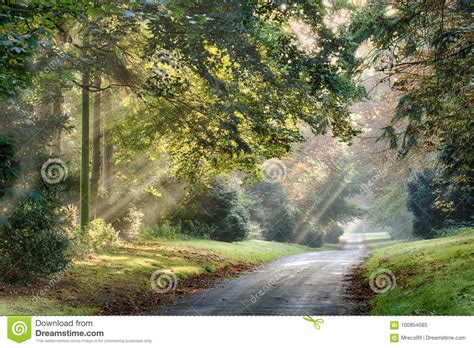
left=362, top=231, right=408, bottom=250
left=363, top=232, right=392, bottom=241
left=363, top=228, right=474, bottom=315
left=0, top=239, right=331, bottom=315
left=155, top=239, right=339, bottom=263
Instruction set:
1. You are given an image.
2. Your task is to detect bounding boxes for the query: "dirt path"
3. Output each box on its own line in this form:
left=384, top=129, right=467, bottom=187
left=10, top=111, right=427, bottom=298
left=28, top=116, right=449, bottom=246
left=157, top=228, right=367, bottom=315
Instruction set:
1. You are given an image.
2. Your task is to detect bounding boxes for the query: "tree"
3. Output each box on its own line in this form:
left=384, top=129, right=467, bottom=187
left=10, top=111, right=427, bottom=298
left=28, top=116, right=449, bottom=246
left=407, top=168, right=473, bottom=239
left=102, top=88, right=113, bottom=194
left=348, top=0, right=472, bottom=175
left=90, top=72, right=101, bottom=217
left=80, top=24, right=90, bottom=231
left=114, top=0, right=363, bottom=180
left=246, top=182, right=294, bottom=243
left=170, top=179, right=250, bottom=242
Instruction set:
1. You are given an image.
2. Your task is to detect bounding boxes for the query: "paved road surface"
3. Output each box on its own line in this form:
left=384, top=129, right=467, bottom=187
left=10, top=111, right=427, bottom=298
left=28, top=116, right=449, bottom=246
left=157, top=229, right=367, bottom=315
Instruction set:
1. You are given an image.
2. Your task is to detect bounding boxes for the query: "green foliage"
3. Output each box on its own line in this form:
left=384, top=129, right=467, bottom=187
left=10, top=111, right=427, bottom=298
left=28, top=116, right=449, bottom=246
left=0, top=133, right=71, bottom=282
left=407, top=169, right=446, bottom=239
left=111, top=0, right=364, bottom=180
left=140, top=221, right=189, bottom=241
left=323, top=224, right=344, bottom=244
left=290, top=159, right=364, bottom=246
left=88, top=219, right=119, bottom=252
left=0, top=11, right=39, bottom=98
left=370, top=183, right=413, bottom=239
left=212, top=203, right=250, bottom=242
left=246, top=181, right=294, bottom=243
left=349, top=0, right=472, bottom=174
left=407, top=169, right=473, bottom=239
left=115, top=207, right=144, bottom=241
left=170, top=179, right=250, bottom=242
left=298, top=228, right=323, bottom=248
left=0, top=134, right=20, bottom=221
left=0, top=134, right=19, bottom=186
left=0, top=186, right=70, bottom=282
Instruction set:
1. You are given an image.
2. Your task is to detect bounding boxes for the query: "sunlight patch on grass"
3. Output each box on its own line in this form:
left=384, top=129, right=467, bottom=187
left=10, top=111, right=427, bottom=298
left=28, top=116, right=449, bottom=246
left=0, top=238, right=325, bottom=315
left=363, top=231, right=391, bottom=241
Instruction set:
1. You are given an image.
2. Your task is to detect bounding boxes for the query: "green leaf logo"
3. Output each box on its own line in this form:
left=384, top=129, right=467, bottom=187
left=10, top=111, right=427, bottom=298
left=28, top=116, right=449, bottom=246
left=303, top=315, right=324, bottom=330
left=7, top=316, right=32, bottom=343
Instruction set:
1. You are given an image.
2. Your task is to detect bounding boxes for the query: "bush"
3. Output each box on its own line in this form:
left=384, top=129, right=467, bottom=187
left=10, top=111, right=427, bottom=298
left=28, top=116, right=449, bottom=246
left=60, top=204, right=91, bottom=258
left=407, top=168, right=473, bottom=239
left=262, top=216, right=294, bottom=242
left=170, top=179, right=250, bottom=242
left=89, top=219, right=118, bottom=251
left=140, top=220, right=189, bottom=240
left=435, top=226, right=473, bottom=238
left=0, top=134, right=20, bottom=226
left=323, top=224, right=344, bottom=244
left=299, top=229, right=323, bottom=247
left=117, top=207, right=144, bottom=241
left=246, top=182, right=294, bottom=242
left=211, top=205, right=249, bottom=242
left=60, top=207, right=118, bottom=256
left=406, top=169, right=444, bottom=239
left=0, top=188, right=70, bottom=282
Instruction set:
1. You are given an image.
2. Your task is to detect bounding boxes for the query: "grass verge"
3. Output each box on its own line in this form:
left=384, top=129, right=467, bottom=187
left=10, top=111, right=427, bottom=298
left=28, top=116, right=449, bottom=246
left=361, top=228, right=474, bottom=315
left=363, top=231, right=401, bottom=250
left=0, top=239, right=333, bottom=315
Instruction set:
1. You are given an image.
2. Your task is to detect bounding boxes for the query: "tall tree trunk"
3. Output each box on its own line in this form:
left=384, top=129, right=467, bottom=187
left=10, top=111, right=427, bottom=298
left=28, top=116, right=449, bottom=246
left=90, top=72, right=101, bottom=218
left=50, top=84, right=64, bottom=157
left=80, top=26, right=90, bottom=232
left=102, top=87, right=113, bottom=195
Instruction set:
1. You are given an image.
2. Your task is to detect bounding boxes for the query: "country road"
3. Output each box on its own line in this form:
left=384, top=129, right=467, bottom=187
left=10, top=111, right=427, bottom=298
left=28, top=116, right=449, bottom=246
left=158, top=228, right=368, bottom=315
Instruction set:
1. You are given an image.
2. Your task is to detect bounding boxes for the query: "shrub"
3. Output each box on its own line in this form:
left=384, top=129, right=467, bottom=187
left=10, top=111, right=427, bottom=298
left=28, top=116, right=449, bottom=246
left=60, top=204, right=92, bottom=259
left=248, top=222, right=264, bottom=240
left=261, top=216, right=294, bottom=242
left=323, top=224, right=344, bottom=244
left=0, top=188, right=70, bottom=282
left=299, top=230, right=323, bottom=247
left=170, top=179, right=250, bottom=242
left=407, top=168, right=473, bottom=239
left=141, top=220, right=189, bottom=240
left=435, top=226, right=473, bottom=238
left=211, top=205, right=249, bottom=242
left=117, top=207, right=144, bottom=241
left=0, top=134, right=20, bottom=226
left=246, top=182, right=294, bottom=242
left=406, top=169, right=443, bottom=239
left=89, top=219, right=118, bottom=251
